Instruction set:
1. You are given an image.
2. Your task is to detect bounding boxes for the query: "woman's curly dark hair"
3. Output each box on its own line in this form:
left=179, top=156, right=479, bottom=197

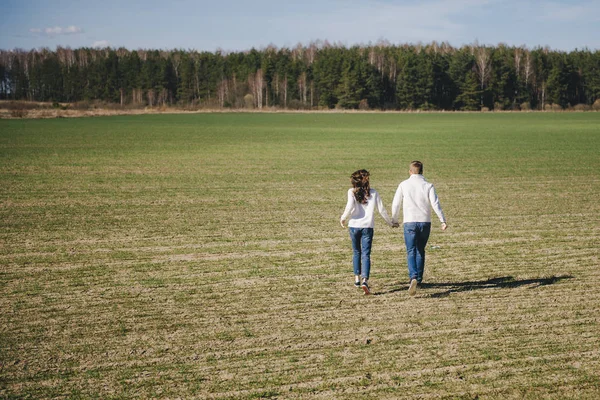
left=351, top=169, right=371, bottom=204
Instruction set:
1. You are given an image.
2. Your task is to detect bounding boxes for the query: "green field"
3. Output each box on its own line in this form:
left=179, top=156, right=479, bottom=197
left=1, top=112, right=599, bottom=399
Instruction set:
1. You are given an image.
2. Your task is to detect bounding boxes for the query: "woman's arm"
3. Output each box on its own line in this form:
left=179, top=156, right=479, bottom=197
left=375, top=190, right=393, bottom=227
left=340, top=189, right=355, bottom=227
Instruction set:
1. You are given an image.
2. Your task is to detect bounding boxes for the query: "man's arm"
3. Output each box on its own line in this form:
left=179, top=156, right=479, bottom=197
left=429, top=185, right=447, bottom=229
left=391, top=184, right=403, bottom=225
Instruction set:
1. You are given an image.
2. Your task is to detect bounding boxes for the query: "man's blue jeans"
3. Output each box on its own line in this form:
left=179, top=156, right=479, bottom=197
left=349, top=227, right=374, bottom=279
left=403, top=222, right=431, bottom=283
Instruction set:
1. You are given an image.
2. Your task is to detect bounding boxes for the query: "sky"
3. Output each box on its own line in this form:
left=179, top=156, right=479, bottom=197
left=1, top=0, right=599, bottom=52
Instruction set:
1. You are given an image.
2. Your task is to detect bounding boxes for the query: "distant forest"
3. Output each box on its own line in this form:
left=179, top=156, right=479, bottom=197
left=1, top=41, right=599, bottom=111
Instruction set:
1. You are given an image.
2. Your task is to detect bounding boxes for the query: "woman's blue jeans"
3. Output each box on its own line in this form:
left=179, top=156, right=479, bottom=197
left=403, top=222, right=431, bottom=283
left=349, top=227, right=374, bottom=279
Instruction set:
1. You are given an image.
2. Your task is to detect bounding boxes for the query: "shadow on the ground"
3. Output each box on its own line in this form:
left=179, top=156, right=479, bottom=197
left=374, top=275, right=574, bottom=297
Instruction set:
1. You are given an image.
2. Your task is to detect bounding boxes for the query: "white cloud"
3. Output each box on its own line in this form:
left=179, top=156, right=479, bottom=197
left=92, top=40, right=110, bottom=48
left=45, top=26, right=63, bottom=35
left=29, top=26, right=83, bottom=37
left=63, top=25, right=83, bottom=34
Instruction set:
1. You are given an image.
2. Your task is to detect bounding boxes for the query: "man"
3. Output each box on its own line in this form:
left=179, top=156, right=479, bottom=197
left=392, top=161, right=447, bottom=296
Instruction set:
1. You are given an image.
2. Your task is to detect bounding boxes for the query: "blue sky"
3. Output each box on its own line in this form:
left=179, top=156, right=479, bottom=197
left=1, top=0, right=599, bottom=52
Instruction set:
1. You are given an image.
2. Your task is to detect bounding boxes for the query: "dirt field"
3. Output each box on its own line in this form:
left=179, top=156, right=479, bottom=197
left=1, top=113, right=599, bottom=398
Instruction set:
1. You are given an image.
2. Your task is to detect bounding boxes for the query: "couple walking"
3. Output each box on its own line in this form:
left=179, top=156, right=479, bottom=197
left=340, top=161, right=447, bottom=296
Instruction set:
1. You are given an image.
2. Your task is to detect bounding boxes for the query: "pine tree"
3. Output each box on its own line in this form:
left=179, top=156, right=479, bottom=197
left=490, top=47, right=517, bottom=110
left=336, top=50, right=363, bottom=109
left=396, top=50, right=419, bottom=109
left=177, top=53, right=195, bottom=105
left=455, top=71, right=480, bottom=111
left=104, top=50, right=120, bottom=103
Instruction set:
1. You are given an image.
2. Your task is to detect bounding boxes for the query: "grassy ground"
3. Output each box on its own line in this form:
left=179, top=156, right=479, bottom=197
left=1, top=113, right=599, bottom=399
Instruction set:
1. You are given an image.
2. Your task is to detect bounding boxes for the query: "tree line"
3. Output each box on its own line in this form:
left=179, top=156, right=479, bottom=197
left=1, top=41, right=599, bottom=111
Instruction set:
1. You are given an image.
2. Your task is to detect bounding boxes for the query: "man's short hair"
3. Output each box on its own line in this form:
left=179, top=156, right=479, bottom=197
left=410, top=161, right=423, bottom=174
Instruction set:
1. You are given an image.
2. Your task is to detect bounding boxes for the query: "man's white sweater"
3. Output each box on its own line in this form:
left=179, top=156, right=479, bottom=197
left=391, top=174, right=446, bottom=224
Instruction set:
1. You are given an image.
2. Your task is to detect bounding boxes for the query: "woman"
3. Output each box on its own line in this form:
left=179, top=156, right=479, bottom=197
left=340, top=169, right=393, bottom=295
